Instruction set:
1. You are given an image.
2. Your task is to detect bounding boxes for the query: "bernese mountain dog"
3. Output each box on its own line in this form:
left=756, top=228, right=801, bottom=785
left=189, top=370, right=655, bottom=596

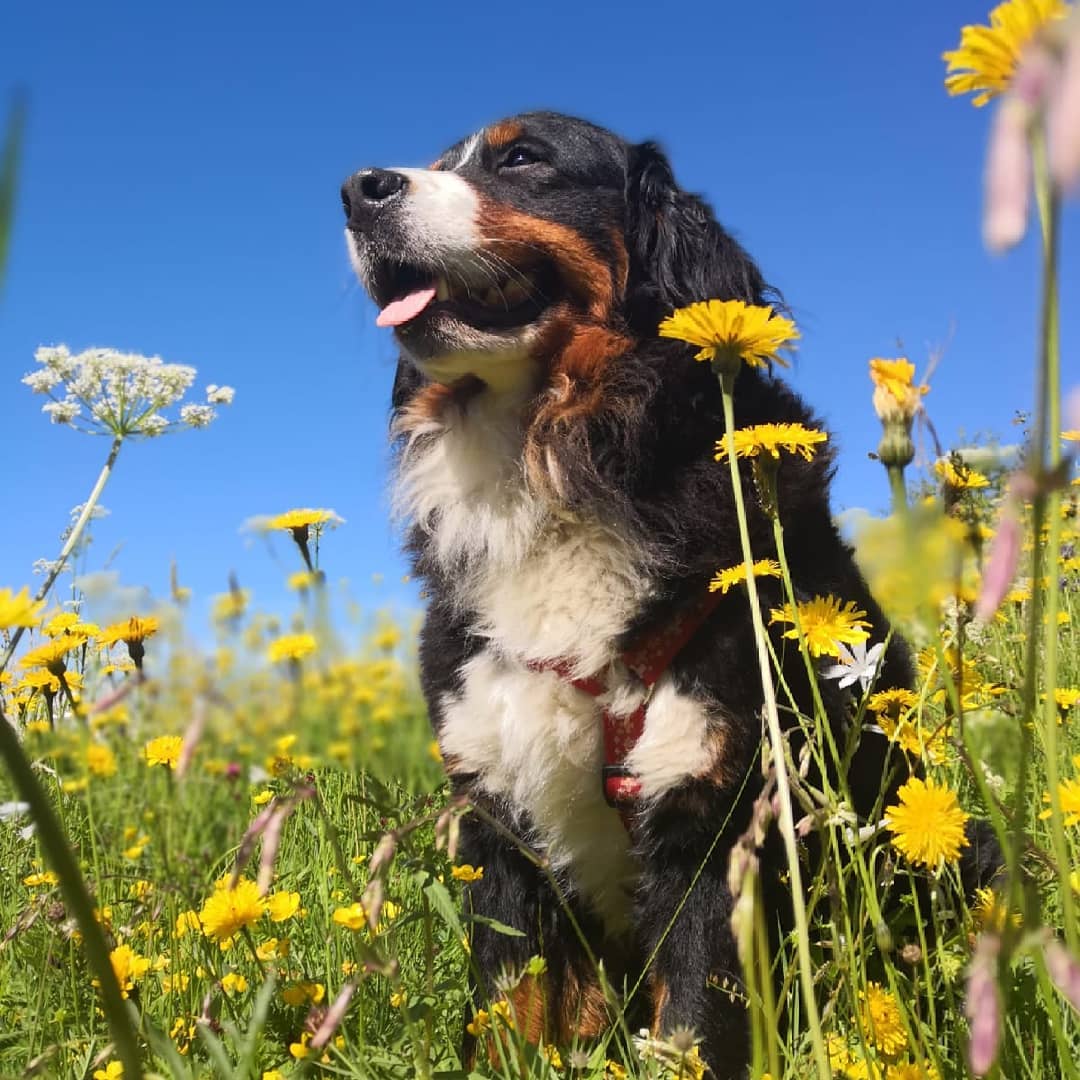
left=341, top=112, right=989, bottom=1077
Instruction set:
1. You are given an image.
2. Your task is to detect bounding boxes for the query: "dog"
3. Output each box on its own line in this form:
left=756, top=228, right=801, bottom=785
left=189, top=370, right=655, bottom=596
left=342, top=112, right=975, bottom=1077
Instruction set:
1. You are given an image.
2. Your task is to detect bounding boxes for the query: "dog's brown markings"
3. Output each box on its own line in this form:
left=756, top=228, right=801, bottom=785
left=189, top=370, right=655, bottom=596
left=697, top=724, right=735, bottom=788
left=523, top=315, right=634, bottom=495
left=508, top=973, right=547, bottom=1043
left=609, top=226, right=630, bottom=300
left=485, top=119, right=524, bottom=149
left=556, top=964, right=611, bottom=1041
left=428, top=158, right=445, bottom=171
left=394, top=377, right=485, bottom=435
left=650, top=976, right=670, bottom=1035
left=477, top=202, right=614, bottom=323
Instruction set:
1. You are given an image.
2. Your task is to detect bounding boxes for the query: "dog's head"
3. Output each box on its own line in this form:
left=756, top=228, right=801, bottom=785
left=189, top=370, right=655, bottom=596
left=343, top=112, right=769, bottom=391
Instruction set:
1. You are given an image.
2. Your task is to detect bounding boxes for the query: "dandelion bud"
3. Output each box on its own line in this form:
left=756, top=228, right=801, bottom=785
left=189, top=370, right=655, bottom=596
left=877, top=425, right=916, bottom=471
left=984, top=95, right=1032, bottom=253
left=965, top=934, right=1002, bottom=1076
left=1044, top=938, right=1080, bottom=1013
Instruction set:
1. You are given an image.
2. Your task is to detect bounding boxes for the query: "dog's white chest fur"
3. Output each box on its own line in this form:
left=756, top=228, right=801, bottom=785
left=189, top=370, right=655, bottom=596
left=396, top=389, right=714, bottom=928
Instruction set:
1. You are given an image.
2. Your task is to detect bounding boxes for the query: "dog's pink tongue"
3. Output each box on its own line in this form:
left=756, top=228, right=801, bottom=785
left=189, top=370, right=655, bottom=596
left=376, top=287, right=437, bottom=328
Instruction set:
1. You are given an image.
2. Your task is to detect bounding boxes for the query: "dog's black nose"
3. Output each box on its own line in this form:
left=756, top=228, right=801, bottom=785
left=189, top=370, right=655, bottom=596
left=341, top=169, right=408, bottom=229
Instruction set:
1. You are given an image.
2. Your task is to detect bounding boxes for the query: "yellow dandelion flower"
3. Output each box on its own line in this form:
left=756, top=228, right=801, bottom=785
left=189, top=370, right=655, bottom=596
left=263, top=1072, right=285, bottom=1080
left=18, top=637, right=80, bottom=674
left=658, top=299, right=800, bottom=368
left=256, top=937, right=288, bottom=960
left=544, top=1044, right=562, bottom=1069
left=943, top=0, right=1069, bottom=107
left=281, top=981, right=324, bottom=1006
left=885, top=776, right=970, bottom=868
left=466, top=1008, right=491, bottom=1037
left=491, top=999, right=516, bottom=1029
left=252, top=789, right=273, bottom=806
left=198, top=878, right=266, bottom=941
left=266, top=890, right=300, bottom=922
left=105, top=944, right=151, bottom=998
left=451, top=864, right=484, bottom=883
left=709, top=558, right=782, bottom=595
left=267, top=508, right=343, bottom=531
left=390, top=988, right=406, bottom=1007
left=869, top=358, right=928, bottom=423
left=935, top=458, right=990, bottom=490
left=221, top=971, right=249, bottom=994
left=768, top=595, right=871, bottom=658
left=427, top=739, right=443, bottom=763
left=86, top=743, right=117, bottom=779
left=289, top=1032, right=311, bottom=1059
left=212, top=589, right=250, bottom=622
left=887, top=1063, right=941, bottom=1080
left=715, top=422, right=828, bottom=463
left=858, top=981, right=907, bottom=1058
left=287, top=569, right=320, bottom=591
left=175, top=910, right=201, bottom=937
left=605, top=1063, right=628, bottom=1080
left=143, top=735, right=183, bottom=769
left=867, top=688, right=919, bottom=719
left=972, top=886, right=1022, bottom=932
left=267, top=633, right=317, bottom=664
left=1041, top=777, right=1080, bottom=825
left=1061, top=429, right=1080, bottom=443
left=42, top=611, right=97, bottom=639
left=1054, top=688, right=1080, bottom=715
left=98, top=615, right=159, bottom=648
left=93, top=1063, right=124, bottom=1080
left=23, top=870, right=59, bottom=888
left=332, top=902, right=368, bottom=931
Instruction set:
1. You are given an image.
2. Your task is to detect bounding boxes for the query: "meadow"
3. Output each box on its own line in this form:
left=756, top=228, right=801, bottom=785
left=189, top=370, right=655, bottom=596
left=2, top=3, right=1080, bottom=1078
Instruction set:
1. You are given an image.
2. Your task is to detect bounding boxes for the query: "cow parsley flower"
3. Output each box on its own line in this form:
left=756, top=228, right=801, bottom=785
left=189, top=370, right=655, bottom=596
left=21, top=345, right=233, bottom=437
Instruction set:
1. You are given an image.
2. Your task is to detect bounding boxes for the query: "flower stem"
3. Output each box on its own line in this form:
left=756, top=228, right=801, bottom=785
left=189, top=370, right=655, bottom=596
left=1029, top=126, right=1075, bottom=947
left=0, top=435, right=123, bottom=675
left=0, top=705, right=142, bottom=1075
left=718, top=373, right=830, bottom=1078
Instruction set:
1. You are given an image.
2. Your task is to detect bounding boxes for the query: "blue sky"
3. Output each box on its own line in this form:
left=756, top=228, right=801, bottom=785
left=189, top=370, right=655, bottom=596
left=1, top=0, right=1077, bottom=630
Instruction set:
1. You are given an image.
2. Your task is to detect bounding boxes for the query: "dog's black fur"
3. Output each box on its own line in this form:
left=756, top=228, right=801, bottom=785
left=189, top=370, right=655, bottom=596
left=343, top=112, right=995, bottom=1077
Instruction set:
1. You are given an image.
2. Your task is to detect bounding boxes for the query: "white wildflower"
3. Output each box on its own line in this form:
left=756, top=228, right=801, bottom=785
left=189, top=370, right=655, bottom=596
left=181, top=404, right=216, bottom=428
left=821, top=639, right=885, bottom=692
left=206, top=384, right=235, bottom=405
left=42, top=401, right=80, bottom=425
left=21, top=344, right=229, bottom=439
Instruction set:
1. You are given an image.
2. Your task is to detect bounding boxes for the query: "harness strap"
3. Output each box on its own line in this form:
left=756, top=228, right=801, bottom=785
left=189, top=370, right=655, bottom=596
left=529, top=585, right=724, bottom=829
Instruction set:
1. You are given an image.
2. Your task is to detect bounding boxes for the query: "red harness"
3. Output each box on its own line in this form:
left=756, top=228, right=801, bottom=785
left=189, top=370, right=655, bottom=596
left=529, top=586, right=724, bottom=829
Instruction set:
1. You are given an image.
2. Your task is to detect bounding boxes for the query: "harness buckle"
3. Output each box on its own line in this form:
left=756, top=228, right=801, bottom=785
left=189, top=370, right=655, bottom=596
left=602, top=764, right=642, bottom=807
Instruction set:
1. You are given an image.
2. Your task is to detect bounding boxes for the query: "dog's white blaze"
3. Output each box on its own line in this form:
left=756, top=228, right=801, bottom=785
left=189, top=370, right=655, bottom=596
left=439, top=650, right=638, bottom=931
left=394, top=167, right=479, bottom=254
left=625, top=680, right=716, bottom=798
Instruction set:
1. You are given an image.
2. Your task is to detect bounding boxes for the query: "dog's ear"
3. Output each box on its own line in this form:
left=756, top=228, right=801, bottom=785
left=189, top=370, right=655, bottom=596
left=625, top=141, right=772, bottom=325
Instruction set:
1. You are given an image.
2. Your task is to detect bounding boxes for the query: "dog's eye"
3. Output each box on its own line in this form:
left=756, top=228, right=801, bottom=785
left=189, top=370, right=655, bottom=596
left=502, top=146, right=540, bottom=168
